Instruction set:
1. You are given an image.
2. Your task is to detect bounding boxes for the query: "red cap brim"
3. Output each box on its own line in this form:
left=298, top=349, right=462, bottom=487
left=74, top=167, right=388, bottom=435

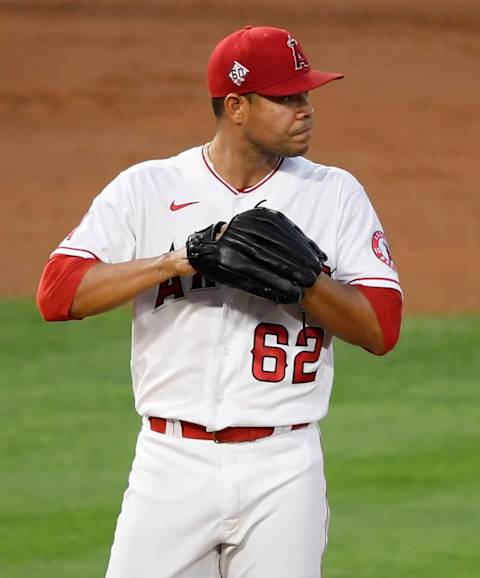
left=255, top=69, right=344, bottom=96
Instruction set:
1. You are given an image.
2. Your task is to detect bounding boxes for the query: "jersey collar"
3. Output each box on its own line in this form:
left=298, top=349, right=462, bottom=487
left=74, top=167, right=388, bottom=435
left=201, top=143, right=283, bottom=195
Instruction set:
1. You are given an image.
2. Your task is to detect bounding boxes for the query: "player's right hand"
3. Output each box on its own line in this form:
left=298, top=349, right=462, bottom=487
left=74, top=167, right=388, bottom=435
left=168, top=247, right=196, bottom=277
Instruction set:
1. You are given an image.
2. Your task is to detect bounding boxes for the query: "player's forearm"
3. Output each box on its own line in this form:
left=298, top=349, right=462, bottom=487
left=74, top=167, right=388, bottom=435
left=302, top=274, right=385, bottom=354
left=71, top=249, right=193, bottom=318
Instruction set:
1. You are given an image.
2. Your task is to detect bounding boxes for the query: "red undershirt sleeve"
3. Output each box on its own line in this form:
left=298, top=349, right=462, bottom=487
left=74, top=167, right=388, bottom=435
left=354, top=285, right=403, bottom=354
left=36, top=254, right=100, bottom=321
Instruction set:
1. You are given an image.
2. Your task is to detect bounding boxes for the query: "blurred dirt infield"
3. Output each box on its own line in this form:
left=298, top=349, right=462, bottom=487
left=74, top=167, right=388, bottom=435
left=1, top=0, right=479, bottom=312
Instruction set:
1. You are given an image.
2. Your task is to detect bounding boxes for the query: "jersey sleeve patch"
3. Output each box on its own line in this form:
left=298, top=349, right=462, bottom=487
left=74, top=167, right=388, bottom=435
left=372, top=231, right=396, bottom=271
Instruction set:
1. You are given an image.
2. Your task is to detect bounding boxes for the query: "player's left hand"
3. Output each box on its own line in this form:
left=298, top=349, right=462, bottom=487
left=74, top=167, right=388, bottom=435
left=186, top=207, right=327, bottom=304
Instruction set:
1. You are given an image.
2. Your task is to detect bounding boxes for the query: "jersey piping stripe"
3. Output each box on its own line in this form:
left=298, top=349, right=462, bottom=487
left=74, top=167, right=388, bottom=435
left=349, top=277, right=402, bottom=287
left=201, top=144, right=284, bottom=195
left=55, top=246, right=101, bottom=260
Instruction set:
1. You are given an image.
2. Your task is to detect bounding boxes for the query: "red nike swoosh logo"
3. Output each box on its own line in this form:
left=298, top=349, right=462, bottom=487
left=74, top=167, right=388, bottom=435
left=170, top=200, right=200, bottom=211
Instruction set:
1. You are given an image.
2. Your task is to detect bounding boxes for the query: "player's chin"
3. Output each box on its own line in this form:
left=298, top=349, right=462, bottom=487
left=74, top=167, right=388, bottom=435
left=282, top=131, right=312, bottom=157
left=282, top=141, right=310, bottom=158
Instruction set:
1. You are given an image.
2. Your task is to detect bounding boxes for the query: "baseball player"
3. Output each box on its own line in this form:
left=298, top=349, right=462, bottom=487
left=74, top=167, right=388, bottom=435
left=37, top=25, right=402, bottom=578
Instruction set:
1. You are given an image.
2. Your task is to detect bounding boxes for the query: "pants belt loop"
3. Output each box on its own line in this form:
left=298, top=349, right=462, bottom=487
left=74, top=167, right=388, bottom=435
left=172, top=419, right=182, bottom=438
left=273, top=426, right=292, bottom=436
left=165, top=419, right=175, bottom=437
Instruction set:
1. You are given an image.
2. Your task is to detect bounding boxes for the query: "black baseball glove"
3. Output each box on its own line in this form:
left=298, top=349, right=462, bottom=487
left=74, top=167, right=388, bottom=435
left=186, top=206, right=327, bottom=304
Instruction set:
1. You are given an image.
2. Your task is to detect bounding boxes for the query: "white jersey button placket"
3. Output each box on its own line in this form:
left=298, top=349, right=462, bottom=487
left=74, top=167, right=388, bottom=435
left=210, top=194, right=240, bottom=421
left=209, top=285, right=233, bottom=423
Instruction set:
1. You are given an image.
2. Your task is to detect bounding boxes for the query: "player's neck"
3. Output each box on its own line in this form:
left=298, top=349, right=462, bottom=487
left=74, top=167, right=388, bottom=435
left=207, top=136, right=280, bottom=191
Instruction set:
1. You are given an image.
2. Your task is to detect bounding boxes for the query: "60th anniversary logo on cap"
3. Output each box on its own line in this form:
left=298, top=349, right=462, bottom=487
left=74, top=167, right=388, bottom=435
left=229, top=61, right=250, bottom=86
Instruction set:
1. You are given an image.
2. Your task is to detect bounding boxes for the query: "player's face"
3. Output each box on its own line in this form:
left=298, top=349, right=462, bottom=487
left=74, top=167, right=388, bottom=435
left=242, top=92, right=314, bottom=158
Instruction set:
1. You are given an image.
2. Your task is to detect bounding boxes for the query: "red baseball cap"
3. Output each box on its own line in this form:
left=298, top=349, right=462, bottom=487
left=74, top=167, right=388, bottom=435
left=208, top=26, right=344, bottom=97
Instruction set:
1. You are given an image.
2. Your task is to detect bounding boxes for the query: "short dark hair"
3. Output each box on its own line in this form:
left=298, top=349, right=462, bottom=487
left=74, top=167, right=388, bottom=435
left=211, top=94, right=255, bottom=119
left=211, top=97, right=225, bottom=119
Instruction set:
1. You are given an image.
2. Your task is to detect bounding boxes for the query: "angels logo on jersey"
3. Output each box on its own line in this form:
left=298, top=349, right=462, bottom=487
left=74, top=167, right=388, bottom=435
left=287, top=36, right=309, bottom=71
left=372, top=231, right=396, bottom=270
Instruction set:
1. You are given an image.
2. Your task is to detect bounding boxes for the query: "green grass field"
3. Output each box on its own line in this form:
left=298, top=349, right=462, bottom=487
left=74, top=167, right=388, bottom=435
left=1, top=300, right=479, bottom=578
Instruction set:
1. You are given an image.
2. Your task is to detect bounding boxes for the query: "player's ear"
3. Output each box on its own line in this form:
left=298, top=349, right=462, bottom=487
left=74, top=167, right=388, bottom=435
left=223, top=93, right=249, bottom=125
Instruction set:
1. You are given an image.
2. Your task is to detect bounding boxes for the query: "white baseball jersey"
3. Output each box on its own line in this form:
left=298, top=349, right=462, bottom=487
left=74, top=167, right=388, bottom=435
left=53, top=144, right=401, bottom=430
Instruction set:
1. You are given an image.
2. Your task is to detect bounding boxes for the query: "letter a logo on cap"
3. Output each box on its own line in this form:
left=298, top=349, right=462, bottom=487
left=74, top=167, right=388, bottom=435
left=229, top=61, right=250, bottom=87
left=287, top=35, right=309, bottom=71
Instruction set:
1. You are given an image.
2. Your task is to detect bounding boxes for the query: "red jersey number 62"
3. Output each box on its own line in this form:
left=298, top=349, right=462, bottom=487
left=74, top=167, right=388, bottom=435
left=251, top=323, right=324, bottom=384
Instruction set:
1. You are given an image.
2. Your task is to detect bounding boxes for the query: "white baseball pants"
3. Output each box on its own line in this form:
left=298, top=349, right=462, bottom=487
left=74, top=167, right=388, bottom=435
left=105, top=420, right=329, bottom=578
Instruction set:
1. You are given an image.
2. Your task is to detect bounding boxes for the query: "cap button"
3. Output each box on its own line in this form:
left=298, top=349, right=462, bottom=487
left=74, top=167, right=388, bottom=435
left=244, top=25, right=253, bottom=30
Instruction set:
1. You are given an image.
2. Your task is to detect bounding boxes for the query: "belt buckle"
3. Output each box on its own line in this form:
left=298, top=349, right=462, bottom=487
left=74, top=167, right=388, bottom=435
left=212, top=429, right=241, bottom=444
